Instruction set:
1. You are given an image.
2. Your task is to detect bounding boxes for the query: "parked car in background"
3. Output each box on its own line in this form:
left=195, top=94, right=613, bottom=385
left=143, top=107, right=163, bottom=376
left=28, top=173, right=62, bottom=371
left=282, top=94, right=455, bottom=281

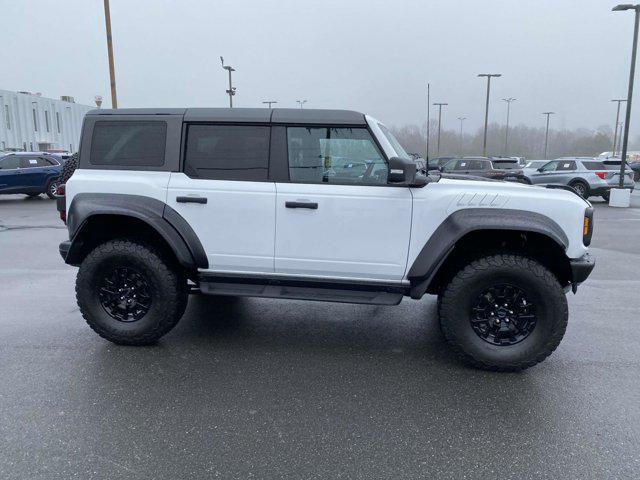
left=602, top=158, right=640, bottom=182
left=0, top=152, right=63, bottom=199
left=524, top=157, right=634, bottom=199
left=441, top=157, right=528, bottom=182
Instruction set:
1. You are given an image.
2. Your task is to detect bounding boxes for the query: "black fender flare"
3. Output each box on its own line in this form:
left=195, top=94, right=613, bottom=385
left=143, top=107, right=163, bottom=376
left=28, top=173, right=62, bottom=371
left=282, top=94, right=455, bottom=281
left=407, top=208, right=569, bottom=299
left=64, top=193, right=208, bottom=269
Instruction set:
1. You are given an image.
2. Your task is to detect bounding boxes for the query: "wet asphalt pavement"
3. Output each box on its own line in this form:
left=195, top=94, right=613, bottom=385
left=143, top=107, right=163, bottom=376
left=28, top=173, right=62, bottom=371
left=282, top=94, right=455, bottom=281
left=1, top=191, right=639, bottom=479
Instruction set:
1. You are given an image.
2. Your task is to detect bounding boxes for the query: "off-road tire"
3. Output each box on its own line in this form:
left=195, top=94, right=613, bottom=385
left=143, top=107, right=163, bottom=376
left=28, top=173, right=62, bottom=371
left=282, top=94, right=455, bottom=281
left=438, top=254, right=568, bottom=372
left=58, top=153, right=78, bottom=184
left=76, top=239, right=188, bottom=345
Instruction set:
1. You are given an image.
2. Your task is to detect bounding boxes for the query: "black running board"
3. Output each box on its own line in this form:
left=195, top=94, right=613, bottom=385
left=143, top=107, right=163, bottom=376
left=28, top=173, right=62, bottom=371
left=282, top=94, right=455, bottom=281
left=197, top=274, right=406, bottom=305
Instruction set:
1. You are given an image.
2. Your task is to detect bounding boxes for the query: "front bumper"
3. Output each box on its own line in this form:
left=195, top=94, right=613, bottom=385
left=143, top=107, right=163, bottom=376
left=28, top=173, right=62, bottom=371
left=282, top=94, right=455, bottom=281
left=569, top=253, right=595, bottom=293
left=59, top=240, right=71, bottom=261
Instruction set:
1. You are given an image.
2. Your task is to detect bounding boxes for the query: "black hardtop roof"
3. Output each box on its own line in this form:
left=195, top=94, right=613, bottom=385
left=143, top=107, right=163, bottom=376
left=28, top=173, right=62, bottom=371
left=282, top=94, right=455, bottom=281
left=86, top=108, right=367, bottom=126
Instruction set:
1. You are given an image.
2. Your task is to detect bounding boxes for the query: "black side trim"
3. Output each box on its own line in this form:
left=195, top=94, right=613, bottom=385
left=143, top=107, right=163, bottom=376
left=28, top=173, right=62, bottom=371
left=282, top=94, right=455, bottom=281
left=407, top=208, right=569, bottom=298
left=198, top=273, right=406, bottom=305
left=65, top=193, right=207, bottom=269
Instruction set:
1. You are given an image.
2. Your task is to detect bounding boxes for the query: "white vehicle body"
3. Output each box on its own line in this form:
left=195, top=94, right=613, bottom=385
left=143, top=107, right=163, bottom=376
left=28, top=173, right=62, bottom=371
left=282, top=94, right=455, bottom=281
left=59, top=107, right=595, bottom=371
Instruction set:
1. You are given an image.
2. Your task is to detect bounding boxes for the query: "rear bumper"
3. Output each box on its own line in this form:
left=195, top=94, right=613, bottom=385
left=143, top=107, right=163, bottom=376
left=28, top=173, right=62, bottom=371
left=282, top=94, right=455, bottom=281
left=59, top=240, right=71, bottom=261
left=569, top=253, right=595, bottom=292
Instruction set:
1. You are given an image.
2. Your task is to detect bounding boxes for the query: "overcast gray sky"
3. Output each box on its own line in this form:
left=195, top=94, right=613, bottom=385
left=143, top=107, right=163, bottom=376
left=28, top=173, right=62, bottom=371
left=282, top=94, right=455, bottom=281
left=1, top=0, right=637, bottom=134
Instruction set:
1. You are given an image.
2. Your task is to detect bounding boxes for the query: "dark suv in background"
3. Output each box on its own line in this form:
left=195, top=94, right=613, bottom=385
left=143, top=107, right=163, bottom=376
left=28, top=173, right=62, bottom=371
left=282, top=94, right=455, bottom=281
left=440, top=157, right=528, bottom=182
left=0, top=152, right=63, bottom=199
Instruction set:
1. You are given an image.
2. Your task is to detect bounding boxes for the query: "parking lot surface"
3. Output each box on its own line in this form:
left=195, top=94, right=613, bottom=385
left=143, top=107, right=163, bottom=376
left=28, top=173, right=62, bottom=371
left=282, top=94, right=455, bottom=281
left=1, top=190, right=640, bottom=479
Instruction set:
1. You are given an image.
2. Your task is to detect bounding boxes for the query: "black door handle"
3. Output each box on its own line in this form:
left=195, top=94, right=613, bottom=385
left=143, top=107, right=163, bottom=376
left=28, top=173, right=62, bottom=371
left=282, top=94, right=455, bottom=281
left=176, top=196, right=207, bottom=204
left=285, top=201, right=318, bottom=209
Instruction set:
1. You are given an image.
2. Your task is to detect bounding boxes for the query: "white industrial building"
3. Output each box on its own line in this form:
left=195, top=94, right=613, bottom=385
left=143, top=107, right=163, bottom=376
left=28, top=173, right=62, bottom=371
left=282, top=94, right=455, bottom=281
left=0, top=89, right=93, bottom=154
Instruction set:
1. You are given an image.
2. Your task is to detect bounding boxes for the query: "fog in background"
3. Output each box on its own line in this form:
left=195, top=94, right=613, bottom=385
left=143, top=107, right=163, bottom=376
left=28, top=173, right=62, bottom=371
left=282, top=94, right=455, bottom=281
left=1, top=0, right=638, bottom=156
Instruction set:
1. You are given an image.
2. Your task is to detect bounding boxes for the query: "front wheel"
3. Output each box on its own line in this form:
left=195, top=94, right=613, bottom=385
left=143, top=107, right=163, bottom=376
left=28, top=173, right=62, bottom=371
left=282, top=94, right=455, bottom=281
left=45, top=178, right=59, bottom=199
left=438, top=254, right=568, bottom=371
left=602, top=191, right=610, bottom=202
left=76, top=239, right=188, bottom=345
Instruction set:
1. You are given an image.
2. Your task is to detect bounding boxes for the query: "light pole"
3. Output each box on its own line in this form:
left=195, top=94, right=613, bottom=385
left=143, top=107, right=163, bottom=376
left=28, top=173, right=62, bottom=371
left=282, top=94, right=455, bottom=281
left=220, top=57, right=236, bottom=108
left=478, top=73, right=501, bottom=156
left=262, top=101, right=277, bottom=108
left=612, top=4, right=640, bottom=192
left=426, top=83, right=431, bottom=166
left=296, top=100, right=307, bottom=109
left=433, top=102, right=447, bottom=157
left=457, top=116, right=466, bottom=156
left=103, top=0, right=118, bottom=108
left=542, top=112, right=555, bottom=159
left=502, top=97, right=516, bottom=156
left=611, top=99, right=626, bottom=156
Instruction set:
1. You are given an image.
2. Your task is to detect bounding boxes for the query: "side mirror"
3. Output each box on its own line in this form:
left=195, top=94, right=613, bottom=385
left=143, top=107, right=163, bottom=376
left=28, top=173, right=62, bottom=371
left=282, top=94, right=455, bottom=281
left=388, top=157, right=427, bottom=187
left=426, top=164, right=441, bottom=172
left=537, top=167, right=544, bottom=172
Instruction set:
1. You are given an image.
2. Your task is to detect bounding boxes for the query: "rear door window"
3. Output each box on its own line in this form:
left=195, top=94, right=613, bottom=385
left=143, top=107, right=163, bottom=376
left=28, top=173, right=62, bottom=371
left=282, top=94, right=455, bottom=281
left=90, top=121, right=166, bottom=166
left=556, top=161, right=576, bottom=171
left=582, top=161, right=607, bottom=170
left=184, top=124, right=270, bottom=181
left=19, top=157, right=41, bottom=169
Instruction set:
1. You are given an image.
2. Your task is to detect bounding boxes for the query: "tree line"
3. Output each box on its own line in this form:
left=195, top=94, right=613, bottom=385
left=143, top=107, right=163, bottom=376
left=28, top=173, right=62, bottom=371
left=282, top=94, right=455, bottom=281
left=390, top=121, right=640, bottom=160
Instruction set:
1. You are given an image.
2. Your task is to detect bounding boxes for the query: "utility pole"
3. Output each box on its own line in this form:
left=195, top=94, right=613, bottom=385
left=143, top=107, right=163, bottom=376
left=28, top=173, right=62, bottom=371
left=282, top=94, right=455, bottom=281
left=433, top=102, right=447, bottom=157
left=262, top=101, right=277, bottom=108
left=502, top=97, right=516, bottom=156
left=457, top=116, right=466, bottom=156
left=103, top=0, right=118, bottom=108
left=296, top=100, right=307, bottom=109
left=426, top=83, right=430, bottom=167
left=542, top=112, right=555, bottom=159
left=613, top=3, right=640, bottom=192
left=220, top=57, right=236, bottom=108
left=478, top=73, right=501, bottom=156
left=611, top=99, right=626, bottom=156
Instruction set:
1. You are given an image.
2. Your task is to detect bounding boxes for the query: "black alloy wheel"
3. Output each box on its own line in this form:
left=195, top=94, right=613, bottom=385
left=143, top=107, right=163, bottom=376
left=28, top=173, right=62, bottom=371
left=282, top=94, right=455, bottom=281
left=97, top=266, right=152, bottom=322
left=470, top=283, right=536, bottom=346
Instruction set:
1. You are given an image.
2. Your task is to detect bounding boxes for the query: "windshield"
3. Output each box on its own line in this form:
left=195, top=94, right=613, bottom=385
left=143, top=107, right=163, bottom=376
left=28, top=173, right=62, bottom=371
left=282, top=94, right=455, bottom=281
left=377, top=123, right=410, bottom=160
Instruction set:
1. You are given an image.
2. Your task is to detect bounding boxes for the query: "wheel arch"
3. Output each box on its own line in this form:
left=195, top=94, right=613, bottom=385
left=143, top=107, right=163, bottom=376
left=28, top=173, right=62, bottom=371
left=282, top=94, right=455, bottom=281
left=407, top=208, right=571, bottom=298
left=63, top=193, right=208, bottom=271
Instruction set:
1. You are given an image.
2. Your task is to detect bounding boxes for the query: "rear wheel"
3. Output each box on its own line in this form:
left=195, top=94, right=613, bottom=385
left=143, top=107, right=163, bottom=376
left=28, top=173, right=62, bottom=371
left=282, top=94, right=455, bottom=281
left=569, top=180, right=589, bottom=198
left=76, top=239, right=188, bottom=345
left=438, top=254, right=568, bottom=371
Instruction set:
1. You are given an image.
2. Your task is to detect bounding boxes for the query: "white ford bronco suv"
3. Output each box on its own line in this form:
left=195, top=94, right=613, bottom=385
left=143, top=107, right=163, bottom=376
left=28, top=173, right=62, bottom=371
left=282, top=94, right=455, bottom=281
left=57, top=108, right=594, bottom=371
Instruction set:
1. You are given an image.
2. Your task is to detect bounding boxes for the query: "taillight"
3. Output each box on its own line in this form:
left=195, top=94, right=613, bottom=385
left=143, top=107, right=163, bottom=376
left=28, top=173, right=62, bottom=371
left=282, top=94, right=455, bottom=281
left=594, top=171, right=607, bottom=180
left=56, top=184, right=65, bottom=196
left=59, top=210, right=66, bottom=222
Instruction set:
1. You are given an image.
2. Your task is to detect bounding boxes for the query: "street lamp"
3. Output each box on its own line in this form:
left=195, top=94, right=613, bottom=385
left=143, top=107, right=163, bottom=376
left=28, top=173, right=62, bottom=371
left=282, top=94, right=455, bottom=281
left=426, top=83, right=431, bottom=166
left=478, top=73, right=501, bottom=156
left=542, top=112, right=555, bottom=159
left=433, top=102, right=448, bottom=157
left=220, top=56, right=236, bottom=108
left=502, top=97, right=516, bottom=156
left=296, top=100, right=307, bottom=109
left=262, top=101, right=277, bottom=108
left=612, top=3, right=640, bottom=199
left=457, top=116, right=466, bottom=156
left=103, top=0, right=118, bottom=108
left=611, top=99, right=626, bottom=156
